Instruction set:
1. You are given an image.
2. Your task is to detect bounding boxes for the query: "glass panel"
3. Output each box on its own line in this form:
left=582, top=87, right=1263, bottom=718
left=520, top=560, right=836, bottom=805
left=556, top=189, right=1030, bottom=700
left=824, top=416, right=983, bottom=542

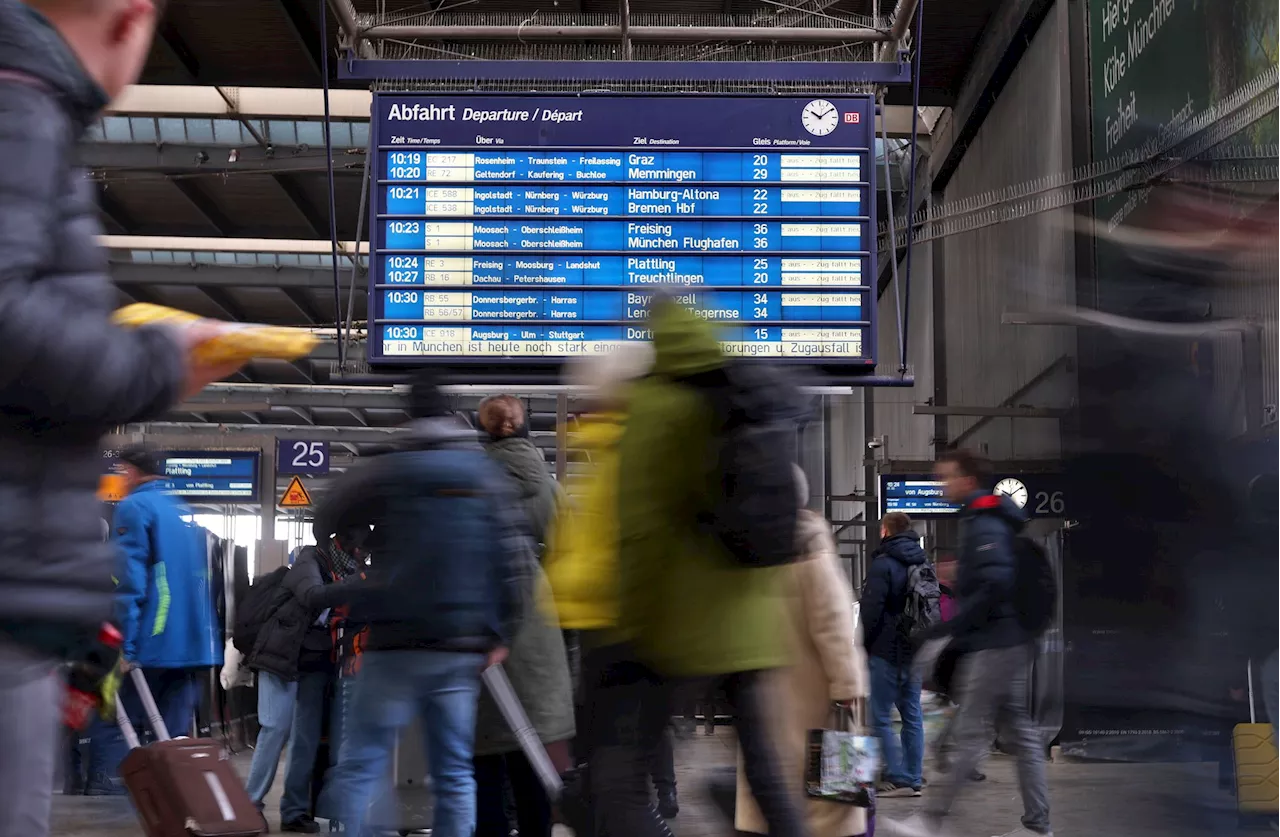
left=213, top=119, right=242, bottom=145
left=158, top=118, right=187, bottom=142
left=351, top=122, right=370, bottom=147
left=130, top=250, right=153, bottom=263
left=102, top=116, right=133, bottom=142
left=185, top=119, right=215, bottom=143
left=130, top=117, right=158, bottom=144
left=235, top=252, right=257, bottom=265
left=214, top=252, right=236, bottom=265
left=194, top=251, right=217, bottom=264
left=328, top=122, right=352, bottom=147
left=84, top=121, right=106, bottom=142
left=170, top=252, right=191, bottom=264
left=295, top=120, right=325, bottom=147
left=267, top=120, right=296, bottom=145
left=279, top=253, right=300, bottom=266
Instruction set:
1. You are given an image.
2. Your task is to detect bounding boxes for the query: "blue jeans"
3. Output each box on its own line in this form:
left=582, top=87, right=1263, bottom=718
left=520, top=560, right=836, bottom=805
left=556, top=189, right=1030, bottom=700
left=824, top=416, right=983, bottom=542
left=332, top=650, right=484, bottom=837
left=243, top=671, right=297, bottom=807
left=868, top=655, right=924, bottom=788
left=281, top=671, right=335, bottom=822
left=85, top=667, right=200, bottom=795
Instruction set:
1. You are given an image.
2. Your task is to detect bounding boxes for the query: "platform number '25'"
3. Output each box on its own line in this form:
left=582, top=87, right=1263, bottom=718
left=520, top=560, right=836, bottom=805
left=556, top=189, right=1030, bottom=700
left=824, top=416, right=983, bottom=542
left=290, top=442, right=327, bottom=470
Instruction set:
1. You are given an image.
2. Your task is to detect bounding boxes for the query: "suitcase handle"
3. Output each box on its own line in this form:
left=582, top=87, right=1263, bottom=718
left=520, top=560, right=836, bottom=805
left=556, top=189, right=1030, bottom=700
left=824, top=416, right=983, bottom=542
left=1248, top=659, right=1256, bottom=725
left=128, top=667, right=172, bottom=742
left=482, top=664, right=564, bottom=799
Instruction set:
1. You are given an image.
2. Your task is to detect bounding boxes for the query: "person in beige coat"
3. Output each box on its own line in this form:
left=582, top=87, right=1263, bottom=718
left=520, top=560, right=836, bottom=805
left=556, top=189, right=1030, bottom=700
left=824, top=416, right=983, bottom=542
left=736, top=467, right=872, bottom=837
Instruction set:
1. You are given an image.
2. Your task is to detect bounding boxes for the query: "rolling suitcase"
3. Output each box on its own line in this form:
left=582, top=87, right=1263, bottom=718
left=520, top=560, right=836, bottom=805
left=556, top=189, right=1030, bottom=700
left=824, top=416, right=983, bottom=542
left=116, top=667, right=266, bottom=837
left=1231, top=659, right=1278, bottom=822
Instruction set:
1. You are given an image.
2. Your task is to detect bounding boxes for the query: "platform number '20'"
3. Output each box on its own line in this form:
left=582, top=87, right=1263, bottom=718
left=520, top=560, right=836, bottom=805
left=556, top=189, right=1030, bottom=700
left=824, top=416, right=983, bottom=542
left=290, top=442, right=326, bottom=470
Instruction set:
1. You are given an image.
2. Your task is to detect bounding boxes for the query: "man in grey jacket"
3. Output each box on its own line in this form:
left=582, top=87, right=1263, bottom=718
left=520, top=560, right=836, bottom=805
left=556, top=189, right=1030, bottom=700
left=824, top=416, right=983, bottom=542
left=0, top=1, right=238, bottom=833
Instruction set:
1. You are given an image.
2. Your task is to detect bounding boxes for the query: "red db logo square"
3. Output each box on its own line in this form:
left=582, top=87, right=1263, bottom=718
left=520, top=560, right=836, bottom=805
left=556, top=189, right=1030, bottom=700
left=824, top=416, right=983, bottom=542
left=843, top=112, right=860, bottom=124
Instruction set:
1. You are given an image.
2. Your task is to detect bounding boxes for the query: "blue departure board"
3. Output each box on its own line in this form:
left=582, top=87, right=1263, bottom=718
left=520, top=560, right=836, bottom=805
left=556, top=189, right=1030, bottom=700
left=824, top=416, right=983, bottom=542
left=879, top=473, right=1070, bottom=520
left=369, top=95, right=878, bottom=367
left=162, top=452, right=260, bottom=502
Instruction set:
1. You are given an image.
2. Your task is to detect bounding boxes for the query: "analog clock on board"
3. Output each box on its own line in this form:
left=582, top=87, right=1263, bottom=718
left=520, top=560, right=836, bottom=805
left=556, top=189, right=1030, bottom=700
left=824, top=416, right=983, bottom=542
left=993, top=477, right=1029, bottom=509
left=801, top=100, right=839, bottom=136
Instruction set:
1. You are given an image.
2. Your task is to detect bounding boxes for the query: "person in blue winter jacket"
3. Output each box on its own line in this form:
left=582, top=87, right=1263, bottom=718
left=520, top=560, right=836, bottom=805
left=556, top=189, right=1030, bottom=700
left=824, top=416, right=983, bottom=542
left=861, top=511, right=928, bottom=797
left=86, top=445, right=222, bottom=795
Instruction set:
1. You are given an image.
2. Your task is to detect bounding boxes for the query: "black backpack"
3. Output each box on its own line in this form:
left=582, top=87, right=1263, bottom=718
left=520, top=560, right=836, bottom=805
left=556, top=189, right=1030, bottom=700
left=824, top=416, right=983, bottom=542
left=232, top=566, right=289, bottom=655
left=676, top=361, right=806, bottom=568
left=1013, top=535, right=1057, bottom=636
left=898, top=562, right=943, bottom=637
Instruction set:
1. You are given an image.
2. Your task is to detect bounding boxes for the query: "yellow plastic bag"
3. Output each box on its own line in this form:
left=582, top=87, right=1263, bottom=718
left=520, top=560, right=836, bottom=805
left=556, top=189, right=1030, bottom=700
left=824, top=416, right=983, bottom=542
left=113, top=303, right=320, bottom=365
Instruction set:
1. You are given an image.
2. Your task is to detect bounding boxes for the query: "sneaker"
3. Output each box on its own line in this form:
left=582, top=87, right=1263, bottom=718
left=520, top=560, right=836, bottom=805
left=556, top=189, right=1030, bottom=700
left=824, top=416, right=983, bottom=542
left=876, top=781, right=923, bottom=798
left=992, top=829, right=1052, bottom=837
left=970, top=769, right=987, bottom=781
left=879, top=813, right=950, bottom=837
left=656, top=787, right=679, bottom=819
left=281, top=817, right=321, bottom=834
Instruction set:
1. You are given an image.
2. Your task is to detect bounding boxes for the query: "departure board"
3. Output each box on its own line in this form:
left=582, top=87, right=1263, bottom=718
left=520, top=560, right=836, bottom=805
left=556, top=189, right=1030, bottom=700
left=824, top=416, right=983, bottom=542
left=162, top=452, right=260, bottom=502
left=369, top=94, right=878, bottom=368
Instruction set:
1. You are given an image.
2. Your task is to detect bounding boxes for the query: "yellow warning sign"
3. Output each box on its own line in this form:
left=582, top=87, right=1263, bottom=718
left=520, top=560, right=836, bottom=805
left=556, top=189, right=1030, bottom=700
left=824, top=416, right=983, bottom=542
left=280, top=476, right=312, bottom=508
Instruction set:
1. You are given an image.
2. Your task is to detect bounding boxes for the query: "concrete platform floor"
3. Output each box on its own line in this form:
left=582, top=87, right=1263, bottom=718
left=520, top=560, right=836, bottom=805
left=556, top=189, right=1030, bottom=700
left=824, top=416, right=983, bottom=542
left=52, top=728, right=1250, bottom=836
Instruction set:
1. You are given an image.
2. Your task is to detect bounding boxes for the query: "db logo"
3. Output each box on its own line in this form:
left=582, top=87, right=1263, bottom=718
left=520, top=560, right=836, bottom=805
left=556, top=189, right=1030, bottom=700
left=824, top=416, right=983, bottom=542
left=843, top=112, right=860, bottom=124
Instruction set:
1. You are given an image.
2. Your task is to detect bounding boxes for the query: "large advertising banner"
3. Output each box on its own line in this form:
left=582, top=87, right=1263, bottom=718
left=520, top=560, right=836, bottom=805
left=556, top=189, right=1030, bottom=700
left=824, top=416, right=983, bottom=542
left=1070, top=0, right=1279, bottom=761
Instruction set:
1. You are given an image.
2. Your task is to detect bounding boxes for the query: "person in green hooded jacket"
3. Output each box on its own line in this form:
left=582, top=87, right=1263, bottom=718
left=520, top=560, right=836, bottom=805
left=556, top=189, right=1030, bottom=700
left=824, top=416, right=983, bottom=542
left=590, top=296, right=805, bottom=837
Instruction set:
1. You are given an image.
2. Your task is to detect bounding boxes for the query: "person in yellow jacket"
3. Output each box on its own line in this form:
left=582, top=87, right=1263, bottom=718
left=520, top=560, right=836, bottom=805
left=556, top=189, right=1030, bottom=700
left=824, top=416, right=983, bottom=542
left=544, top=343, right=653, bottom=631
left=542, top=344, right=676, bottom=821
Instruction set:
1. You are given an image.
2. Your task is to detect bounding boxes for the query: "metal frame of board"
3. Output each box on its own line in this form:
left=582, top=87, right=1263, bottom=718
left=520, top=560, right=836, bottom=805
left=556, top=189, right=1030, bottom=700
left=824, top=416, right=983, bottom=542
left=364, top=91, right=885, bottom=381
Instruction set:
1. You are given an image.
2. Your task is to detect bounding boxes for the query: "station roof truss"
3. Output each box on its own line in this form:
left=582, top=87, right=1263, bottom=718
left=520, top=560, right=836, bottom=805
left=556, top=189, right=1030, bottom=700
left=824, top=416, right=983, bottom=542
left=138, top=0, right=999, bottom=105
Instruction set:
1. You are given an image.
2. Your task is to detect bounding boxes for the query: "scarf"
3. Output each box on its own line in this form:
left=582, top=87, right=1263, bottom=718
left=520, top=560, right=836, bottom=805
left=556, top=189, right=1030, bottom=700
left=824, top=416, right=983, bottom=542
left=316, top=538, right=358, bottom=580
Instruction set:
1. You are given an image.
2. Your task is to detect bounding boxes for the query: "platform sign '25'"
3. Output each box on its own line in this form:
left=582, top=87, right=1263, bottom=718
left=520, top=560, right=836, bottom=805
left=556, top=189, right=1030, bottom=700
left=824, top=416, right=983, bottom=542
left=277, top=440, right=330, bottom=475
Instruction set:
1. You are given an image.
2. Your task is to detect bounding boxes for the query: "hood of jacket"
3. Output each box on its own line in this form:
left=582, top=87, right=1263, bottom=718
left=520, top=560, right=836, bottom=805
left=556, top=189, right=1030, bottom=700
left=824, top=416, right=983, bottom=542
left=650, top=297, right=724, bottom=378
left=876, top=531, right=927, bottom=568
left=0, top=0, right=107, bottom=130
left=961, top=491, right=1028, bottom=530
left=485, top=435, right=552, bottom=497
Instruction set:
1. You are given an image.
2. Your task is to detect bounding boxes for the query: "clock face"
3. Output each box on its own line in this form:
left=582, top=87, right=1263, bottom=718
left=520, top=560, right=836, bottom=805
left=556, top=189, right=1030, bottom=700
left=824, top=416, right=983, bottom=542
left=801, top=100, right=839, bottom=137
left=993, top=478, right=1029, bottom=509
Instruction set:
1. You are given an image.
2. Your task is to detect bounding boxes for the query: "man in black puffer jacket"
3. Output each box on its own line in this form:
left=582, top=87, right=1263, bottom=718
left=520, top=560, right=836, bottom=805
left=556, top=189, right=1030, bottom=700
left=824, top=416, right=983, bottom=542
left=861, top=512, right=928, bottom=797
left=0, top=2, right=238, bottom=833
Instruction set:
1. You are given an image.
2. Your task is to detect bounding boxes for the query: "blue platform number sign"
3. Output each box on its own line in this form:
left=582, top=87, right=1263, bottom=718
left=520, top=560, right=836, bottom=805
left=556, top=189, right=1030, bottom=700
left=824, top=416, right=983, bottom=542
left=278, top=440, right=330, bottom=475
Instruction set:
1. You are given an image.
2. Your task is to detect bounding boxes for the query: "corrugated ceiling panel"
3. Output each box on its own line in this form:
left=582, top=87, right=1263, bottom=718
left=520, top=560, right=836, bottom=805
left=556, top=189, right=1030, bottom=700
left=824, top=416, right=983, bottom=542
left=199, top=174, right=322, bottom=240
left=162, top=0, right=321, bottom=87
left=103, top=178, right=220, bottom=236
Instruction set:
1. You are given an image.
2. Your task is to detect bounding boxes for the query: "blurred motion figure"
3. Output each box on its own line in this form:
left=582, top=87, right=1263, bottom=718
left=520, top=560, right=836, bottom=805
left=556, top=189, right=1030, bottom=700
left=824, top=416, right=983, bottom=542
left=884, top=450, right=1051, bottom=837
left=315, top=373, right=533, bottom=837
left=735, top=465, right=870, bottom=837
left=0, top=0, right=239, bottom=831
left=608, top=297, right=806, bottom=837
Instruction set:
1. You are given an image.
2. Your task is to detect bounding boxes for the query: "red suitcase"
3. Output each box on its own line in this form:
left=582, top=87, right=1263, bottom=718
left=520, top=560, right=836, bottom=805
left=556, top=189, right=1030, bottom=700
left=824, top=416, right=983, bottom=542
left=117, top=667, right=266, bottom=837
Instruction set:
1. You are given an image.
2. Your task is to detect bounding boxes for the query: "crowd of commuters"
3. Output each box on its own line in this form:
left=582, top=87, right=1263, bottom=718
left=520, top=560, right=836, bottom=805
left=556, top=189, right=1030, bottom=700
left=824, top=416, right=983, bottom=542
left=2, top=4, right=1270, bottom=837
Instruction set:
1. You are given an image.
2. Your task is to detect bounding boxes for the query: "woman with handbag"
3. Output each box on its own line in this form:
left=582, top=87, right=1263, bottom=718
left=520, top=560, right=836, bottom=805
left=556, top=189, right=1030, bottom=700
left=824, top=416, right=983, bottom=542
left=734, top=466, right=872, bottom=837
